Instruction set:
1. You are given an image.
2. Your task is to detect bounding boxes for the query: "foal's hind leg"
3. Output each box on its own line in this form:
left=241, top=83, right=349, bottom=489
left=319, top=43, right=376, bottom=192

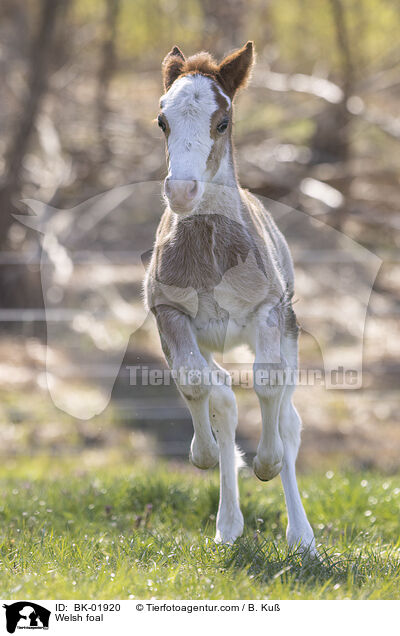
left=278, top=334, right=316, bottom=553
left=252, top=321, right=316, bottom=553
left=208, top=361, right=243, bottom=544
left=252, top=310, right=285, bottom=481
left=279, top=384, right=316, bottom=554
left=253, top=384, right=285, bottom=481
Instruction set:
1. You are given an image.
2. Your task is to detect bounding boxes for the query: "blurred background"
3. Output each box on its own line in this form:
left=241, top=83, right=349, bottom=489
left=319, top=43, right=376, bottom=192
left=0, top=0, right=399, bottom=473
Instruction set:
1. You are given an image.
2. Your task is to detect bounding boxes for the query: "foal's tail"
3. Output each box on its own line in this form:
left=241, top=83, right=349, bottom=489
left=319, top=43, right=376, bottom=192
left=235, top=445, right=246, bottom=470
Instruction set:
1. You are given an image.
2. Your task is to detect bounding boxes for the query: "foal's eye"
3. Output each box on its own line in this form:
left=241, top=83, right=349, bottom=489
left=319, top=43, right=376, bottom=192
left=217, top=118, right=229, bottom=134
left=158, top=115, right=167, bottom=133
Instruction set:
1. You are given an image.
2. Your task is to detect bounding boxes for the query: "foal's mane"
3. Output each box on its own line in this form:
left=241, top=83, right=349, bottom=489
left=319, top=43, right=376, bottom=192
left=179, top=52, right=220, bottom=80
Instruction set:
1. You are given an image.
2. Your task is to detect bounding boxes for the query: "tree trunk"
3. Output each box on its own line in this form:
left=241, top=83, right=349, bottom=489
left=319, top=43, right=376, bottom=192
left=309, top=0, right=355, bottom=230
left=96, top=0, right=121, bottom=163
left=311, top=0, right=354, bottom=165
left=0, top=0, right=63, bottom=248
left=199, top=0, right=246, bottom=58
left=0, top=0, right=65, bottom=319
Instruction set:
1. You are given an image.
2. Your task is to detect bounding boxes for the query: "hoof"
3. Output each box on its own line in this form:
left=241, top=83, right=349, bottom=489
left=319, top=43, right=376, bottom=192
left=214, top=531, right=241, bottom=545
left=189, top=441, right=219, bottom=469
left=253, top=454, right=283, bottom=481
left=301, top=545, right=320, bottom=561
left=214, top=511, right=244, bottom=545
left=287, top=525, right=319, bottom=558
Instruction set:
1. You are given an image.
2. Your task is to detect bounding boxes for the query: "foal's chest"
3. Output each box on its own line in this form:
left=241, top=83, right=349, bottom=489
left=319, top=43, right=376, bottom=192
left=156, top=213, right=262, bottom=288
left=154, top=214, right=271, bottom=349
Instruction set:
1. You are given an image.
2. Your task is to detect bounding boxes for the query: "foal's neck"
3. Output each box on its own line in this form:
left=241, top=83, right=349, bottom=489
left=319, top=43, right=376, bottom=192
left=197, top=140, right=243, bottom=221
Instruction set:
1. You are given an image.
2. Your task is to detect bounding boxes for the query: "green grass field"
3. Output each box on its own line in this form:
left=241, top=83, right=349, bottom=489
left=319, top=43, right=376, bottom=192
left=0, top=455, right=399, bottom=600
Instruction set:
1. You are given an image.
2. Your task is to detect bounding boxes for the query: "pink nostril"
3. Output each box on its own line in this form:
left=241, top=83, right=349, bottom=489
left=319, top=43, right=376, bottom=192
left=165, top=179, right=200, bottom=209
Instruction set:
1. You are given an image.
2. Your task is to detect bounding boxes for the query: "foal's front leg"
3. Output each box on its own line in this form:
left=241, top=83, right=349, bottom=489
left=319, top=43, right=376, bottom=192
left=154, top=305, right=219, bottom=469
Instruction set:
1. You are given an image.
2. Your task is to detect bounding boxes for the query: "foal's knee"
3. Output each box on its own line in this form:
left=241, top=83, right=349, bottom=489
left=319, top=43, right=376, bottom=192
left=175, top=367, right=212, bottom=402
left=179, top=381, right=211, bottom=402
left=253, top=380, right=283, bottom=403
left=171, top=349, right=212, bottom=402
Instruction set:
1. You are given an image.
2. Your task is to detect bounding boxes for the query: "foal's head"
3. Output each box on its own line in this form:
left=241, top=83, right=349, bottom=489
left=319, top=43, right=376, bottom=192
left=158, top=41, right=254, bottom=214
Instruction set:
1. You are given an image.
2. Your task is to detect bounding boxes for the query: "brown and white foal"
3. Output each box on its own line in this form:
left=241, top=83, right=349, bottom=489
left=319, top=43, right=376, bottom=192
left=144, top=42, right=316, bottom=553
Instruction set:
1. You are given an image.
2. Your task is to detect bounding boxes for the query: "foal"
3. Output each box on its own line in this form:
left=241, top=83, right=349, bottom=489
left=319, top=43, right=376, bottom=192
left=144, top=42, right=316, bottom=553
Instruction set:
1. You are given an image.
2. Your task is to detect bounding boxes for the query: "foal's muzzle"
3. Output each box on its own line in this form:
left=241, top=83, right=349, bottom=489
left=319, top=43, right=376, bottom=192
left=164, top=178, right=202, bottom=213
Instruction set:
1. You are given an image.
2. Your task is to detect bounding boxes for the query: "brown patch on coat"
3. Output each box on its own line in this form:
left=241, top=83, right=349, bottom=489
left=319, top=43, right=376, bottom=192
left=206, top=124, right=229, bottom=177
left=162, top=41, right=254, bottom=97
left=205, top=83, right=232, bottom=177
left=150, top=212, right=267, bottom=294
left=210, top=82, right=230, bottom=112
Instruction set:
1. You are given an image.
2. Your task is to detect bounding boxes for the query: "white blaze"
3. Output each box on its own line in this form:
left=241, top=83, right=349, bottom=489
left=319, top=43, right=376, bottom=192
left=161, top=74, right=231, bottom=183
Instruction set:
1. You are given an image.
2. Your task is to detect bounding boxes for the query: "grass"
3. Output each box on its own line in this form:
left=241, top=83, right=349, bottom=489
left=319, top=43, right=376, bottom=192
left=0, top=454, right=399, bottom=599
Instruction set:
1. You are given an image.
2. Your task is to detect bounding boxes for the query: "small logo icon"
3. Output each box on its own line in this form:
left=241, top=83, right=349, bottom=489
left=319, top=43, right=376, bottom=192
left=3, top=603, right=51, bottom=633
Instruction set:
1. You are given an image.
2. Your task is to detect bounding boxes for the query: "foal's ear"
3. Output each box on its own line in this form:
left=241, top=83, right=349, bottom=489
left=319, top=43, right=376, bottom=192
left=162, top=45, right=186, bottom=91
left=218, top=41, right=254, bottom=98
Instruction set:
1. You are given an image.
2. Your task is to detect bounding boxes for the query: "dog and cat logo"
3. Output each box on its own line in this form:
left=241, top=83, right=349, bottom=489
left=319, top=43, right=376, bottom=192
left=2, top=603, right=50, bottom=633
